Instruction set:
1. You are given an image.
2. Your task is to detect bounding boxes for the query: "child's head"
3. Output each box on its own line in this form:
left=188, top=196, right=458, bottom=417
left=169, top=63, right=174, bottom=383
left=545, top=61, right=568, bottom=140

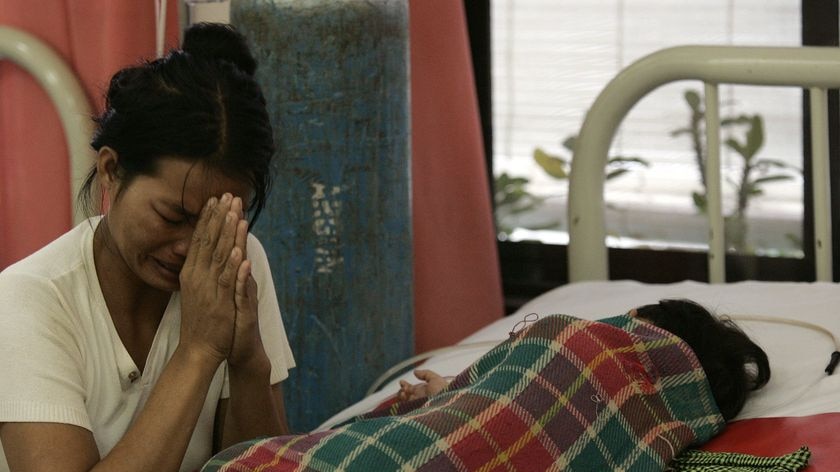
left=634, top=299, right=771, bottom=421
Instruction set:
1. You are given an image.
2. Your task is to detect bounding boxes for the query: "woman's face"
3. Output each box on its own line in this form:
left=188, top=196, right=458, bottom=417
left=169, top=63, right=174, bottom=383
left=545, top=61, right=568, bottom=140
left=98, top=153, right=252, bottom=293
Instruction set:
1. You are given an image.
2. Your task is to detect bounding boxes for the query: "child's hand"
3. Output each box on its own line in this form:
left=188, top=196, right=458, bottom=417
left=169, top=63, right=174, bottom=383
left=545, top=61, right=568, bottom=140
left=397, top=369, right=450, bottom=402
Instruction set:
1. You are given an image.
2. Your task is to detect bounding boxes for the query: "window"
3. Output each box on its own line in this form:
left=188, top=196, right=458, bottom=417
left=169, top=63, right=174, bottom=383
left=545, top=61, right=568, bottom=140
left=492, top=0, right=803, bottom=257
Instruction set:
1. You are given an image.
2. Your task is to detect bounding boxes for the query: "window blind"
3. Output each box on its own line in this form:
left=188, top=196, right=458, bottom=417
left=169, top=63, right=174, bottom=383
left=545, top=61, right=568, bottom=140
left=492, top=0, right=802, bottom=253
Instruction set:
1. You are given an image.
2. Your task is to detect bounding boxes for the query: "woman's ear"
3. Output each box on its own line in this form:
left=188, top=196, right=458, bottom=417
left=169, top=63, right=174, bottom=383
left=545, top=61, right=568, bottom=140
left=95, top=147, right=122, bottom=212
left=96, top=147, right=119, bottom=196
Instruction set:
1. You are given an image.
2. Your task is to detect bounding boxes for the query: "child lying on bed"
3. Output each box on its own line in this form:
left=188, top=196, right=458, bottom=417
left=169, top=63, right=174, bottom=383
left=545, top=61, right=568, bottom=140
left=400, top=299, right=770, bottom=422
left=202, top=299, right=770, bottom=472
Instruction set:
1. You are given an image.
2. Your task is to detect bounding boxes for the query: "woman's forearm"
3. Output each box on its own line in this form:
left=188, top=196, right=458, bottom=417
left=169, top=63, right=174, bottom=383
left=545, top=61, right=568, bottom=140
left=220, top=355, right=285, bottom=450
left=92, top=346, right=220, bottom=472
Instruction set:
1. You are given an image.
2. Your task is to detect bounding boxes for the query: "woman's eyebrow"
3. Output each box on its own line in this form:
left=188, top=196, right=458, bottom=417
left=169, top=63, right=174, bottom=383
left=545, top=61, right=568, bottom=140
left=163, top=201, right=199, bottom=219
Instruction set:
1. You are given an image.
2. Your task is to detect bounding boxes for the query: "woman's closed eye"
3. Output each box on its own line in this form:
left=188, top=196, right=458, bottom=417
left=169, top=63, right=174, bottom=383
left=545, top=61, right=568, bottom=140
left=156, top=209, right=186, bottom=226
left=160, top=215, right=184, bottom=226
left=156, top=203, right=200, bottom=227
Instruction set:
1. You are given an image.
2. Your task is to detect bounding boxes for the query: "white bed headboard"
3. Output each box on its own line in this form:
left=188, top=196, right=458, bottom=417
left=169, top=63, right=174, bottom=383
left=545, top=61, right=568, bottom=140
left=568, top=45, right=840, bottom=284
left=0, top=26, right=93, bottom=224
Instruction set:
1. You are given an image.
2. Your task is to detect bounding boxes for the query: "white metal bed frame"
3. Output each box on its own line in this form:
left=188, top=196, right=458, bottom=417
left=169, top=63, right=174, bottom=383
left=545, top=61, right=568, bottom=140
left=0, top=26, right=93, bottom=225
left=568, top=45, right=840, bottom=284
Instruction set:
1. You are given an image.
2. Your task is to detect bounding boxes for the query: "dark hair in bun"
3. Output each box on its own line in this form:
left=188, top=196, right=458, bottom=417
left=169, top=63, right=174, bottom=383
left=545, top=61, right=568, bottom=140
left=182, top=22, right=257, bottom=76
left=81, top=22, right=274, bottom=224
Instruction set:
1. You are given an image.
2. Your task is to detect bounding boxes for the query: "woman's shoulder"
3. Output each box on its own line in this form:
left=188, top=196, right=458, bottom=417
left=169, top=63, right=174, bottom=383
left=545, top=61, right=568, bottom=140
left=245, top=232, right=272, bottom=273
left=0, top=222, right=103, bottom=343
left=245, top=232, right=267, bottom=256
left=1, top=220, right=98, bottom=307
left=2, top=219, right=96, bottom=279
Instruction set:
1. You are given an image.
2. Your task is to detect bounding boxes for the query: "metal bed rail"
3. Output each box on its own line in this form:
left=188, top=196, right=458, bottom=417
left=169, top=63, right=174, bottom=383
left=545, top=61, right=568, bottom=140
left=568, top=45, right=840, bottom=283
left=0, top=26, right=93, bottom=225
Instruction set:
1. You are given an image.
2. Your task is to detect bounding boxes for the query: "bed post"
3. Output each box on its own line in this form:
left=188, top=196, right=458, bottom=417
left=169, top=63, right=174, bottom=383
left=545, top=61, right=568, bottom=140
left=0, top=26, right=94, bottom=225
left=569, top=45, right=840, bottom=284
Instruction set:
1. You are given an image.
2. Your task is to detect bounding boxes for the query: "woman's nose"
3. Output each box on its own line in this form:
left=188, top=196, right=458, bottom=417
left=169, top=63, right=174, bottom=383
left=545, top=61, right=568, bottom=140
left=173, top=234, right=191, bottom=256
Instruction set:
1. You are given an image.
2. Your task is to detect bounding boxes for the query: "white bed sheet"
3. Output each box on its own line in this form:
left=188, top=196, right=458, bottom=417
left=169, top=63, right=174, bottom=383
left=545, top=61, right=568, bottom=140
left=318, top=280, right=840, bottom=431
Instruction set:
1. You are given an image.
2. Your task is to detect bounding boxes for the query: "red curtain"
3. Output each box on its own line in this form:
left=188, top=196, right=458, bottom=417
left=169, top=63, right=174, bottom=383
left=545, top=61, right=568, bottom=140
left=0, top=1, right=180, bottom=268
left=409, top=0, right=504, bottom=352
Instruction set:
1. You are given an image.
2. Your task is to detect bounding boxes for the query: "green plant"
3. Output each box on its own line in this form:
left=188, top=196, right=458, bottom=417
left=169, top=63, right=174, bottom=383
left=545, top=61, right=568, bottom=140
left=671, top=90, right=801, bottom=253
left=533, top=135, right=649, bottom=183
left=493, top=172, right=559, bottom=237
left=530, top=136, right=650, bottom=239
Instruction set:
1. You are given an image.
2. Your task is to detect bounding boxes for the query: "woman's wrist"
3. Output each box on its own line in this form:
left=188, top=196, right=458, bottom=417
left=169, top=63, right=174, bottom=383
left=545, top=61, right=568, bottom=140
left=229, top=349, right=272, bottom=380
left=174, top=343, right=226, bottom=375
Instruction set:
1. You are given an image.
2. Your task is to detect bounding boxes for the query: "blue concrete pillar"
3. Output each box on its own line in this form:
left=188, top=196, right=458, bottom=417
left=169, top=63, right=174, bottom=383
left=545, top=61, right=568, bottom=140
left=232, top=0, right=412, bottom=431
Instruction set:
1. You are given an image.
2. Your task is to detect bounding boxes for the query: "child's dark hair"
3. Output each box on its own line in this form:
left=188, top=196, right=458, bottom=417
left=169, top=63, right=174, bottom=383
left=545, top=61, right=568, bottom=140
left=79, top=22, right=274, bottom=224
left=635, top=299, right=771, bottom=421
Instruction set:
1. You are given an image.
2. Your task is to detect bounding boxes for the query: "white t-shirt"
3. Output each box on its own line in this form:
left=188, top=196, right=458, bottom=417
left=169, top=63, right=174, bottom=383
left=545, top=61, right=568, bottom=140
left=0, top=218, right=295, bottom=472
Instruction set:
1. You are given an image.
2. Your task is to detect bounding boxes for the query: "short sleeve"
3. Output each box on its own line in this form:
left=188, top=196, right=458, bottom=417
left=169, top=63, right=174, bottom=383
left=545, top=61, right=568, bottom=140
left=221, top=235, right=296, bottom=398
left=0, top=273, right=90, bottom=429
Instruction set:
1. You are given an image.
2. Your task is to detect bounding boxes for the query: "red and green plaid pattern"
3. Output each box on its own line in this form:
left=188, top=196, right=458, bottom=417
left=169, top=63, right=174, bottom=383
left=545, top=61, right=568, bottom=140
left=202, top=314, right=724, bottom=471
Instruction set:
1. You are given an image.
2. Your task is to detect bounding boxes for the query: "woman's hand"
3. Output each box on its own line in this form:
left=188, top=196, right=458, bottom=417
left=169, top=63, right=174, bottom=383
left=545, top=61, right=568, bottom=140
left=229, top=210, right=270, bottom=370
left=177, top=193, right=242, bottom=367
left=214, top=198, right=284, bottom=447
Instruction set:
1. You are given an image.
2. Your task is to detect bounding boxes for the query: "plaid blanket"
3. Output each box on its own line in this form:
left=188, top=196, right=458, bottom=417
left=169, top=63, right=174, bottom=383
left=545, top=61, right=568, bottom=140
left=202, top=314, right=724, bottom=471
left=670, top=446, right=811, bottom=471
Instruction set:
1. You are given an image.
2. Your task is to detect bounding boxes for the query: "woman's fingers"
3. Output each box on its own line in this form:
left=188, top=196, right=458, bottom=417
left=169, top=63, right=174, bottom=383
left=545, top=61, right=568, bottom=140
left=234, top=259, right=252, bottom=304
left=218, top=247, right=242, bottom=291
left=202, top=194, right=233, bottom=267
left=183, top=196, right=217, bottom=272
left=192, top=195, right=225, bottom=269
left=189, top=193, right=240, bottom=273
left=234, top=260, right=259, bottom=326
left=235, top=217, right=249, bottom=262
left=231, top=196, right=248, bottom=263
left=213, top=210, right=239, bottom=271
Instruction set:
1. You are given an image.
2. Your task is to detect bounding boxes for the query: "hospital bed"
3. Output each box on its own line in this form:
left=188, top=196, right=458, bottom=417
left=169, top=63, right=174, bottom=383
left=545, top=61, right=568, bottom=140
left=314, top=46, right=840, bottom=470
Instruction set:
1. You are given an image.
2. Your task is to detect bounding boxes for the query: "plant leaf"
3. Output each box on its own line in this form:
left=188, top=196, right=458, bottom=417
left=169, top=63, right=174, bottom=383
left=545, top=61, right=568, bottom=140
left=721, top=115, right=751, bottom=126
left=743, top=115, right=764, bottom=160
left=692, top=191, right=707, bottom=213
left=755, top=158, right=798, bottom=171
left=724, top=137, right=747, bottom=157
left=608, top=156, right=650, bottom=167
left=562, top=136, right=577, bottom=152
left=684, top=90, right=701, bottom=111
left=606, top=169, right=630, bottom=180
left=752, top=175, right=793, bottom=185
left=533, top=148, right=569, bottom=179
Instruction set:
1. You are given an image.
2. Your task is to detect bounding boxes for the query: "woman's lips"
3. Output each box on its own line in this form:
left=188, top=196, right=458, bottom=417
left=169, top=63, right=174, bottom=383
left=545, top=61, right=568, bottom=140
left=154, top=258, right=182, bottom=277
